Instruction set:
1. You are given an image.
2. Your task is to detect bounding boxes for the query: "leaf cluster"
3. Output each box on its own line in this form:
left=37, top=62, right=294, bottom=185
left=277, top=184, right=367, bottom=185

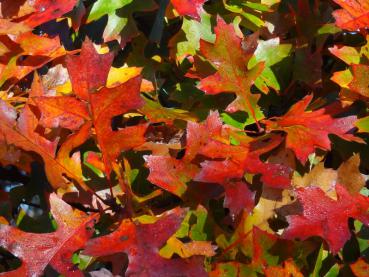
left=1, top=0, right=369, bottom=276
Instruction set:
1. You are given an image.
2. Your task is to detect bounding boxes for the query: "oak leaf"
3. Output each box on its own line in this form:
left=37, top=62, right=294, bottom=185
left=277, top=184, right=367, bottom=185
left=349, top=64, right=369, bottom=98
left=264, top=259, right=303, bottom=277
left=170, top=0, right=207, bottom=20
left=0, top=0, right=78, bottom=28
left=332, top=0, right=369, bottom=31
left=294, top=154, right=366, bottom=196
left=145, top=111, right=291, bottom=201
left=0, top=101, right=75, bottom=191
left=0, top=75, right=91, bottom=191
left=36, top=39, right=147, bottom=179
left=65, top=38, right=114, bottom=101
left=0, top=33, right=67, bottom=87
left=283, top=185, right=369, bottom=253
left=0, top=194, right=97, bottom=276
left=198, top=17, right=264, bottom=120
left=84, top=208, right=207, bottom=277
left=144, top=155, right=199, bottom=197
left=264, top=95, right=361, bottom=164
left=350, top=258, right=369, bottom=277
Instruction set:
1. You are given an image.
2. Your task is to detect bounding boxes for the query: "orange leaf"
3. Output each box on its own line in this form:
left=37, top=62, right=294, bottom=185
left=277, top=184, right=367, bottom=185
left=333, top=0, right=369, bottom=31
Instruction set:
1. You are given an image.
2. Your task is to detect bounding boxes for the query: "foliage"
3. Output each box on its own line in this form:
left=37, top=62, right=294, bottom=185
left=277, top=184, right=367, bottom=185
left=0, top=0, right=369, bottom=276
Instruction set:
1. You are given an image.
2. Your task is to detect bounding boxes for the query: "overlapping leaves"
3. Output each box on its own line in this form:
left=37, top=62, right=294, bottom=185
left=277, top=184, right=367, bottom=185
left=1, top=0, right=369, bottom=276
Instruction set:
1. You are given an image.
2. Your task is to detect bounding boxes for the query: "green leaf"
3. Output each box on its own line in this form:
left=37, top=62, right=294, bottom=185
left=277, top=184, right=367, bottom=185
left=88, top=0, right=157, bottom=41
left=254, top=67, right=280, bottom=93
left=248, top=38, right=291, bottom=93
left=174, top=12, right=215, bottom=59
left=221, top=112, right=248, bottom=129
left=317, top=23, right=341, bottom=35
left=249, top=38, right=292, bottom=68
left=310, top=244, right=324, bottom=277
left=173, top=206, right=211, bottom=241
left=323, top=264, right=340, bottom=277
left=87, top=0, right=133, bottom=23
left=355, top=116, right=369, bottom=133
left=139, top=97, right=197, bottom=123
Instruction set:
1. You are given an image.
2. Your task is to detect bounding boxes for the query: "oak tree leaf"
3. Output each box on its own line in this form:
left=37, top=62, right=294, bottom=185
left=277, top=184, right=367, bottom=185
left=349, top=64, right=369, bottom=98
left=87, top=0, right=158, bottom=44
left=187, top=111, right=291, bottom=188
left=145, top=111, right=291, bottom=202
left=332, top=0, right=369, bottom=31
left=0, top=33, right=67, bottom=87
left=194, top=132, right=292, bottom=189
left=350, top=258, right=369, bottom=277
left=65, top=38, right=114, bottom=101
left=47, top=39, right=147, bottom=179
left=0, top=19, right=31, bottom=35
left=0, top=193, right=97, bottom=276
left=144, top=155, right=199, bottom=197
left=264, top=259, right=303, bottom=277
left=9, top=0, right=77, bottom=28
left=223, top=181, right=255, bottom=219
left=32, top=96, right=90, bottom=130
left=84, top=208, right=207, bottom=277
left=170, top=0, right=207, bottom=21
left=283, top=185, right=369, bottom=253
left=0, top=75, right=91, bottom=191
left=294, top=154, right=366, bottom=196
left=198, top=17, right=264, bottom=119
left=264, top=95, right=361, bottom=164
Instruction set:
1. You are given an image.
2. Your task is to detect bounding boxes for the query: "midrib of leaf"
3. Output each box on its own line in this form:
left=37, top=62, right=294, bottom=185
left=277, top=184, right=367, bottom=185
left=49, top=213, right=97, bottom=261
left=0, top=121, right=85, bottom=188
left=36, top=214, right=96, bottom=275
left=222, top=40, right=261, bottom=126
left=34, top=97, right=90, bottom=121
left=87, top=91, right=116, bottom=196
left=335, top=6, right=369, bottom=27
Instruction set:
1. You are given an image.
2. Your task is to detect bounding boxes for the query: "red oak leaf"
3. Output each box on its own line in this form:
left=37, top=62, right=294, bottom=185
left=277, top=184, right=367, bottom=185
left=65, top=38, right=114, bottom=101
left=35, top=39, right=147, bottom=179
left=0, top=0, right=78, bottom=28
left=332, top=0, right=369, bottom=31
left=89, top=76, right=146, bottom=176
left=84, top=208, right=207, bottom=277
left=144, top=155, right=199, bottom=197
left=184, top=110, right=223, bottom=162
left=349, top=64, right=369, bottom=98
left=264, top=259, right=303, bottom=277
left=193, top=131, right=292, bottom=188
left=0, top=76, right=91, bottom=191
left=170, top=0, right=207, bottom=20
left=0, top=19, right=31, bottom=35
left=0, top=101, right=53, bottom=187
left=188, top=112, right=291, bottom=188
left=0, top=194, right=97, bottom=276
left=264, top=95, right=361, bottom=164
left=0, top=33, right=67, bottom=87
left=145, top=112, right=291, bottom=203
left=283, top=185, right=369, bottom=253
left=223, top=181, right=255, bottom=219
left=32, top=96, right=90, bottom=130
left=198, top=17, right=264, bottom=119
